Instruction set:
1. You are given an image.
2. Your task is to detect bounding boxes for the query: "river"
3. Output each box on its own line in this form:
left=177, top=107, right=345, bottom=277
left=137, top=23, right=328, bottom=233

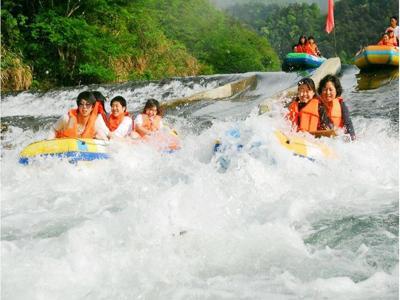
left=1, top=65, right=398, bottom=299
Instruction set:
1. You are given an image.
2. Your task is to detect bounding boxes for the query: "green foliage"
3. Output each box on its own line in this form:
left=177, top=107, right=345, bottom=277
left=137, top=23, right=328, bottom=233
left=152, top=0, right=280, bottom=73
left=2, top=0, right=280, bottom=89
left=79, top=64, right=116, bottom=83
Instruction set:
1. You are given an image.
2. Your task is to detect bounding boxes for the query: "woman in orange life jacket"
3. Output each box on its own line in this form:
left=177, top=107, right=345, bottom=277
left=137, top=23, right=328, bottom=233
left=287, top=77, right=332, bottom=133
left=92, top=91, right=108, bottom=124
left=105, top=96, right=132, bottom=139
left=307, top=36, right=321, bottom=56
left=294, top=35, right=309, bottom=53
left=49, top=91, right=109, bottom=140
left=318, top=75, right=356, bottom=140
left=377, top=32, right=391, bottom=46
left=133, top=99, right=163, bottom=138
left=386, top=29, right=398, bottom=46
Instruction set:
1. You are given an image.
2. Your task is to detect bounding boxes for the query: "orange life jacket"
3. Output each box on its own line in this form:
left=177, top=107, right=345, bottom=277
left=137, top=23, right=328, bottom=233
left=378, top=39, right=390, bottom=46
left=388, top=37, right=398, bottom=46
left=55, top=102, right=99, bottom=138
left=97, top=101, right=108, bottom=124
left=307, top=43, right=320, bottom=56
left=136, top=114, right=161, bottom=136
left=295, top=44, right=315, bottom=55
left=288, top=98, right=320, bottom=132
left=326, top=97, right=343, bottom=128
left=295, top=44, right=308, bottom=53
left=107, top=112, right=130, bottom=132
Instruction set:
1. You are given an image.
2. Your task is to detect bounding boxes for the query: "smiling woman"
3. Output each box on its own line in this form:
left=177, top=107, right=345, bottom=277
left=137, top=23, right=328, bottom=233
left=286, top=77, right=332, bottom=133
left=318, top=74, right=356, bottom=140
left=106, top=96, right=132, bottom=139
left=133, top=99, right=164, bottom=138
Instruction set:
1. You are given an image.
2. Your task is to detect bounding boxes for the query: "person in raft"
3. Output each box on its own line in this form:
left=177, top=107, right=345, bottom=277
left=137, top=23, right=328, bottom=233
left=294, top=35, right=309, bottom=53
left=133, top=99, right=163, bottom=138
left=287, top=77, right=332, bottom=133
left=49, top=91, right=109, bottom=140
left=318, top=75, right=356, bottom=140
left=92, top=91, right=108, bottom=124
left=385, top=16, right=399, bottom=44
left=377, top=32, right=391, bottom=46
left=105, top=96, right=132, bottom=139
left=307, top=36, right=321, bottom=56
left=387, top=28, right=398, bottom=46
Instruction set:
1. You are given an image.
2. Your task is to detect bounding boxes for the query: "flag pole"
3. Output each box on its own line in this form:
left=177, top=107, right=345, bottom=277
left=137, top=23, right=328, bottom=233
left=325, top=0, right=336, bottom=57
left=333, top=26, right=337, bottom=57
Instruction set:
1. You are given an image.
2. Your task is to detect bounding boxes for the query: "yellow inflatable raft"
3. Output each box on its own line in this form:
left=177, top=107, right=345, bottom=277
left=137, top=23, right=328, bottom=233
left=213, top=128, right=336, bottom=170
left=19, top=138, right=110, bottom=165
left=274, top=130, right=335, bottom=160
left=19, top=129, right=181, bottom=165
left=354, top=45, right=399, bottom=69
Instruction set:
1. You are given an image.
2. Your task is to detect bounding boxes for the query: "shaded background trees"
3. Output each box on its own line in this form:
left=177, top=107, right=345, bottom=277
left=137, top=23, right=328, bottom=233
left=227, top=0, right=398, bottom=63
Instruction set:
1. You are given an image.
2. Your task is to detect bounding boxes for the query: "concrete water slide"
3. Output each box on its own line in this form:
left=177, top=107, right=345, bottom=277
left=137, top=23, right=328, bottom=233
left=162, top=57, right=341, bottom=113
left=162, top=75, right=257, bottom=109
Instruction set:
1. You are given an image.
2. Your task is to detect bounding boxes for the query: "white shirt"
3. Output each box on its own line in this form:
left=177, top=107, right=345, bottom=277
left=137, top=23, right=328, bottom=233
left=134, top=114, right=163, bottom=129
left=49, top=114, right=109, bottom=139
left=107, top=115, right=133, bottom=138
left=386, top=26, right=399, bottom=40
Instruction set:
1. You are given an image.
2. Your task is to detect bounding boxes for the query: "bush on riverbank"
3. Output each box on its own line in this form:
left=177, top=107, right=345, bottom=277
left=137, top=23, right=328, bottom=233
left=1, top=46, right=32, bottom=92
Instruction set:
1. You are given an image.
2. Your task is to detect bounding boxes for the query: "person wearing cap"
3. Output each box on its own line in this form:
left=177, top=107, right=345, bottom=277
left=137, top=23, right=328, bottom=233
left=49, top=91, right=109, bottom=139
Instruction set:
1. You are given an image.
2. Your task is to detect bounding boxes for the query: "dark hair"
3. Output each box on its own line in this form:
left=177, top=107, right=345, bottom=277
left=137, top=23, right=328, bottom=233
left=297, top=77, right=316, bottom=94
left=318, top=74, right=343, bottom=97
left=76, top=91, right=96, bottom=106
left=92, top=91, right=107, bottom=103
left=110, top=96, right=127, bottom=109
left=143, top=98, right=162, bottom=116
left=308, top=36, right=315, bottom=41
left=298, top=35, right=307, bottom=45
left=390, top=16, right=398, bottom=22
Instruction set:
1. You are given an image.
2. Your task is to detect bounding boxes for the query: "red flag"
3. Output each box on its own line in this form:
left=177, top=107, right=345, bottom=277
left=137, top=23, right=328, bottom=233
left=325, top=0, right=335, bottom=33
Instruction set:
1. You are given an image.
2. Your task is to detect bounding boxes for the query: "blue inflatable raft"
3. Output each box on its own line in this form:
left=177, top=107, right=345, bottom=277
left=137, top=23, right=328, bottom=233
left=282, top=52, right=326, bottom=71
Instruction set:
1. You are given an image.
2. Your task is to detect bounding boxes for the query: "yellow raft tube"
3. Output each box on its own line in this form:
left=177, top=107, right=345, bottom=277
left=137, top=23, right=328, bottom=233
left=354, top=45, right=399, bottom=69
left=274, top=130, right=335, bottom=160
left=19, top=138, right=110, bottom=165
left=19, top=128, right=181, bottom=165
